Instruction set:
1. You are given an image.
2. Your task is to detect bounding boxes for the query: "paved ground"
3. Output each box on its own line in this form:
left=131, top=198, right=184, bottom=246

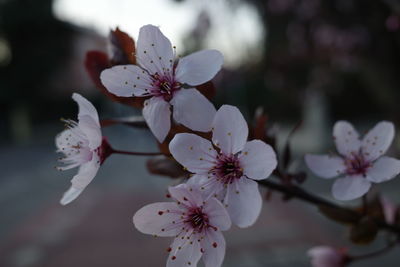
left=0, top=123, right=399, bottom=267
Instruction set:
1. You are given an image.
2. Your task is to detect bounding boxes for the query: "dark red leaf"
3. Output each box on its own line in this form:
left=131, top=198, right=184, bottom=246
left=109, top=27, right=136, bottom=65
left=195, top=81, right=216, bottom=100
left=147, top=156, right=188, bottom=178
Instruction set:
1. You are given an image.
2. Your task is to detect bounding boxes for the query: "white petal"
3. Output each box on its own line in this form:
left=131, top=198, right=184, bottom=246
left=361, top=121, right=395, bottom=161
left=171, top=89, right=216, bottom=132
left=60, top=154, right=100, bottom=205
left=305, top=154, right=346, bottom=179
left=203, top=198, right=231, bottom=231
left=167, top=232, right=202, bottom=267
left=366, top=156, right=400, bottom=183
left=212, top=105, right=248, bottom=155
left=333, top=121, right=361, bottom=157
left=133, top=202, right=181, bottom=237
left=72, top=93, right=100, bottom=125
left=187, top=174, right=224, bottom=200
left=100, top=65, right=152, bottom=97
left=169, top=133, right=217, bottom=174
left=78, top=115, right=102, bottom=150
left=175, top=49, right=223, bottom=86
left=70, top=153, right=100, bottom=190
left=225, top=178, right=262, bottom=228
left=142, top=97, right=171, bottom=143
left=60, top=187, right=83, bottom=205
left=201, top=230, right=226, bottom=267
left=168, top=183, right=203, bottom=207
left=332, top=176, right=371, bottom=201
left=137, top=25, right=174, bottom=75
left=240, top=140, right=277, bottom=180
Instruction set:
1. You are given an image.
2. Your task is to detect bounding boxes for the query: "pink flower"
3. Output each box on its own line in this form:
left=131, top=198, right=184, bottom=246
left=56, top=93, right=108, bottom=205
left=100, top=24, right=223, bottom=142
left=133, top=184, right=231, bottom=267
left=169, top=105, right=277, bottom=227
left=308, top=246, right=347, bottom=267
left=305, top=121, right=400, bottom=201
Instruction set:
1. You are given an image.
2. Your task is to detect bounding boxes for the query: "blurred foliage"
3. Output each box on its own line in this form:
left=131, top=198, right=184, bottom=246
left=179, top=0, right=400, bottom=122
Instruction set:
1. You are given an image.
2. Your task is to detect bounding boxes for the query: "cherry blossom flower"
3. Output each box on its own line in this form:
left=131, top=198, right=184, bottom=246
left=100, top=24, right=223, bottom=142
left=169, top=105, right=277, bottom=228
left=305, top=121, right=400, bottom=201
left=308, top=246, right=347, bottom=267
left=133, top=183, right=231, bottom=267
left=56, top=93, right=110, bottom=205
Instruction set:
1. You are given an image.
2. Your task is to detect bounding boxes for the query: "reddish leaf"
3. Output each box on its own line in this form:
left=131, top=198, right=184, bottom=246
left=319, top=205, right=361, bottom=224
left=109, top=27, right=136, bottom=65
left=350, top=217, right=378, bottom=244
left=147, top=156, right=188, bottom=178
left=195, top=81, right=216, bottom=100
left=251, top=107, right=269, bottom=141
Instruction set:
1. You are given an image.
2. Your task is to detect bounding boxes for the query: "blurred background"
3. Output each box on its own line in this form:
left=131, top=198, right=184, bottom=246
left=1, top=0, right=400, bottom=266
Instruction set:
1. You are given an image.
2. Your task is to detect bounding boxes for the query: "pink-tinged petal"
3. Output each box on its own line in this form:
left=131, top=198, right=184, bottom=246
left=331, top=176, right=371, bottom=201
left=212, top=105, right=248, bottom=155
left=100, top=65, right=152, bottom=97
left=171, top=89, right=216, bottom=132
left=72, top=93, right=100, bottom=125
left=133, top=202, right=181, bottom=237
left=333, top=121, right=361, bottom=157
left=308, top=246, right=344, bottom=267
left=366, top=156, right=400, bottom=183
left=142, top=97, right=171, bottom=143
left=137, top=25, right=174, bottom=75
left=169, top=133, right=217, bottom=174
left=361, top=121, right=395, bottom=161
left=168, top=184, right=203, bottom=207
left=60, top=154, right=100, bottom=205
left=203, top=198, right=231, bottom=231
left=380, top=196, right=398, bottom=224
left=225, top=178, right=262, bottom=228
left=175, top=49, right=223, bottom=86
left=78, top=115, right=102, bottom=150
left=167, top=232, right=202, bottom=267
left=187, top=174, right=224, bottom=200
left=240, top=140, right=277, bottom=180
left=201, top=230, right=226, bottom=267
left=305, top=154, right=346, bottom=179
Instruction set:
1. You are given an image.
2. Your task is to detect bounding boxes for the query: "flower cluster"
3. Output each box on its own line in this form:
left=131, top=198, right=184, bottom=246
left=55, top=24, right=400, bottom=267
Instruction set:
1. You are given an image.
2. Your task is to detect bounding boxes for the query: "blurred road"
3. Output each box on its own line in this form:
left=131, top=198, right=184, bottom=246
left=0, top=124, right=399, bottom=267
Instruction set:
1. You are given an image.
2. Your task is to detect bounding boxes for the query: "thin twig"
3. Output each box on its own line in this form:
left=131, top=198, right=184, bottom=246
left=257, top=179, right=400, bottom=235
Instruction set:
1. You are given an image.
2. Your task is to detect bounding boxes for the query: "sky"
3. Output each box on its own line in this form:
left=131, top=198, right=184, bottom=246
left=53, top=0, right=263, bottom=67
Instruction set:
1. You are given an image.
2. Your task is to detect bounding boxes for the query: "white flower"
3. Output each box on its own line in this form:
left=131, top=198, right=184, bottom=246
left=100, top=24, right=223, bottom=142
left=308, top=246, right=347, bottom=267
left=56, top=93, right=105, bottom=205
left=305, top=121, right=400, bottom=201
left=169, top=105, right=277, bottom=228
left=133, top=183, right=231, bottom=267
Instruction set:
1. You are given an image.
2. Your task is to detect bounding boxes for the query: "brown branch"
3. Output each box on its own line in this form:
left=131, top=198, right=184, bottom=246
left=257, top=179, right=400, bottom=235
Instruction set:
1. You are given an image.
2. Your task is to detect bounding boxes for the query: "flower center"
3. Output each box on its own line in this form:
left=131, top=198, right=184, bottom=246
left=344, top=152, right=371, bottom=176
left=185, top=207, right=209, bottom=232
left=151, top=73, right=180, bottom=101
left=211, top=153, right=243, bottom=184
